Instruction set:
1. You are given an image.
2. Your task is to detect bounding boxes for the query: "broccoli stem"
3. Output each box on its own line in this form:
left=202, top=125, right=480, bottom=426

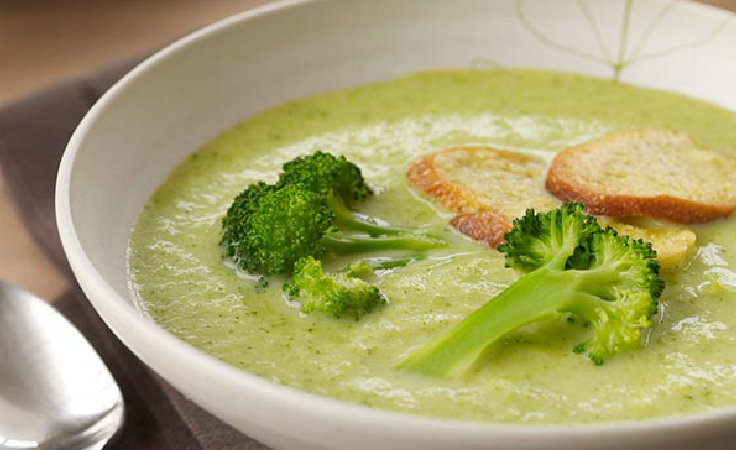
left=363, top=257, right=421, bottom=270
left=322, top=233, right=448, bottom=254
left=340, top=256, right=425, bottom=275
left=327, top=194, right=446, bottom=241
left=396, top=268, right=583, bottom=378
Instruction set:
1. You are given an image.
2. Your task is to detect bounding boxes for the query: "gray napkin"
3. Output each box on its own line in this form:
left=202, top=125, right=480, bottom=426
left=0, top=60, right=269, bottom=450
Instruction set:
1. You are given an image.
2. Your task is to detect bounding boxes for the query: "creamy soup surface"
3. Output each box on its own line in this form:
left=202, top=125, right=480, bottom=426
left=128, top=69, right=736, bottom=424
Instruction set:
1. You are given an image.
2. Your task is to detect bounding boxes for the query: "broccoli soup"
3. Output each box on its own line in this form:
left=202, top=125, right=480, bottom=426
left=128, top=69, right=736, bottom=424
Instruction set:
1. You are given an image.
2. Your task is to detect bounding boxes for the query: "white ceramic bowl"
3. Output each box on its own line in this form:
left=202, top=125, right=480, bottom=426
left=56, top=1, right=736, bottom=448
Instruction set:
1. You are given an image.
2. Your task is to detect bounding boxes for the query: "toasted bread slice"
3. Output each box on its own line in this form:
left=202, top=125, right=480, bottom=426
left=407, top=147, right=559, bottom=219
left=598, top=217, right=697, bottom=269
left=449, top=211, right=511, bottom=248
left=408, top=146, right=695, bottom=267
left=546, top=129, right=736, bottom=224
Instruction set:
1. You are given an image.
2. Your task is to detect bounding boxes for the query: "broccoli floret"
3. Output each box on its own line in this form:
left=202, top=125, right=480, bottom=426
left=286, top=256, right=386, bottom=319
left=220, top=153, right=453, bottom=276
left=397, top=202, right=664, bottom=377
left=221, top=181, right=278, bottom=261
left=281, top=152, right=443, bottom=238
left=279, top=151, right=373, bottom=204
left=221, top=183, right=334, bottom=275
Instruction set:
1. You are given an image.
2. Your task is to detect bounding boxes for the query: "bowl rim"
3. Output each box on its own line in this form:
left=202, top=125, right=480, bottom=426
left=55, top=0, right=736, bottom=439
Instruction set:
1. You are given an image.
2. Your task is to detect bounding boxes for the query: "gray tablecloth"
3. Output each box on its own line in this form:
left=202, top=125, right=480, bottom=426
left=0, top=61, right=269, bottom=450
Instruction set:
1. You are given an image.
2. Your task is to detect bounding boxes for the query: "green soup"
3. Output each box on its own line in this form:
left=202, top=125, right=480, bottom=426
left=128, top=69, right=736, bottom=424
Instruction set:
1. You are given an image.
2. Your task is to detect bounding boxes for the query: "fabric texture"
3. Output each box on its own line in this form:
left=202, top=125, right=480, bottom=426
left=0, top=61, right=270, bottom=449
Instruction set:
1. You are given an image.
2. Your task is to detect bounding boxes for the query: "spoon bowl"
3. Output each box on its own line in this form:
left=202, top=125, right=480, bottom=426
left=0, top=280, right=123, bottom=450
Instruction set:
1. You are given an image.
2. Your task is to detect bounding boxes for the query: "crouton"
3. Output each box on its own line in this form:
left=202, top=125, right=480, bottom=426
left=407, top=145, right=696, bottom=267
left=546, top=129, right=736, bottom=224
left=598, top=216, right=697, bottom=269
left=407, top=147, right=559, bottom=219
left=449, top=211, right=511, bottom=248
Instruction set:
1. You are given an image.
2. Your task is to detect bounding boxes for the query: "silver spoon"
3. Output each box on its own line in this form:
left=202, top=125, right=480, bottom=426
left=0, top=280, right=123, bottom=449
